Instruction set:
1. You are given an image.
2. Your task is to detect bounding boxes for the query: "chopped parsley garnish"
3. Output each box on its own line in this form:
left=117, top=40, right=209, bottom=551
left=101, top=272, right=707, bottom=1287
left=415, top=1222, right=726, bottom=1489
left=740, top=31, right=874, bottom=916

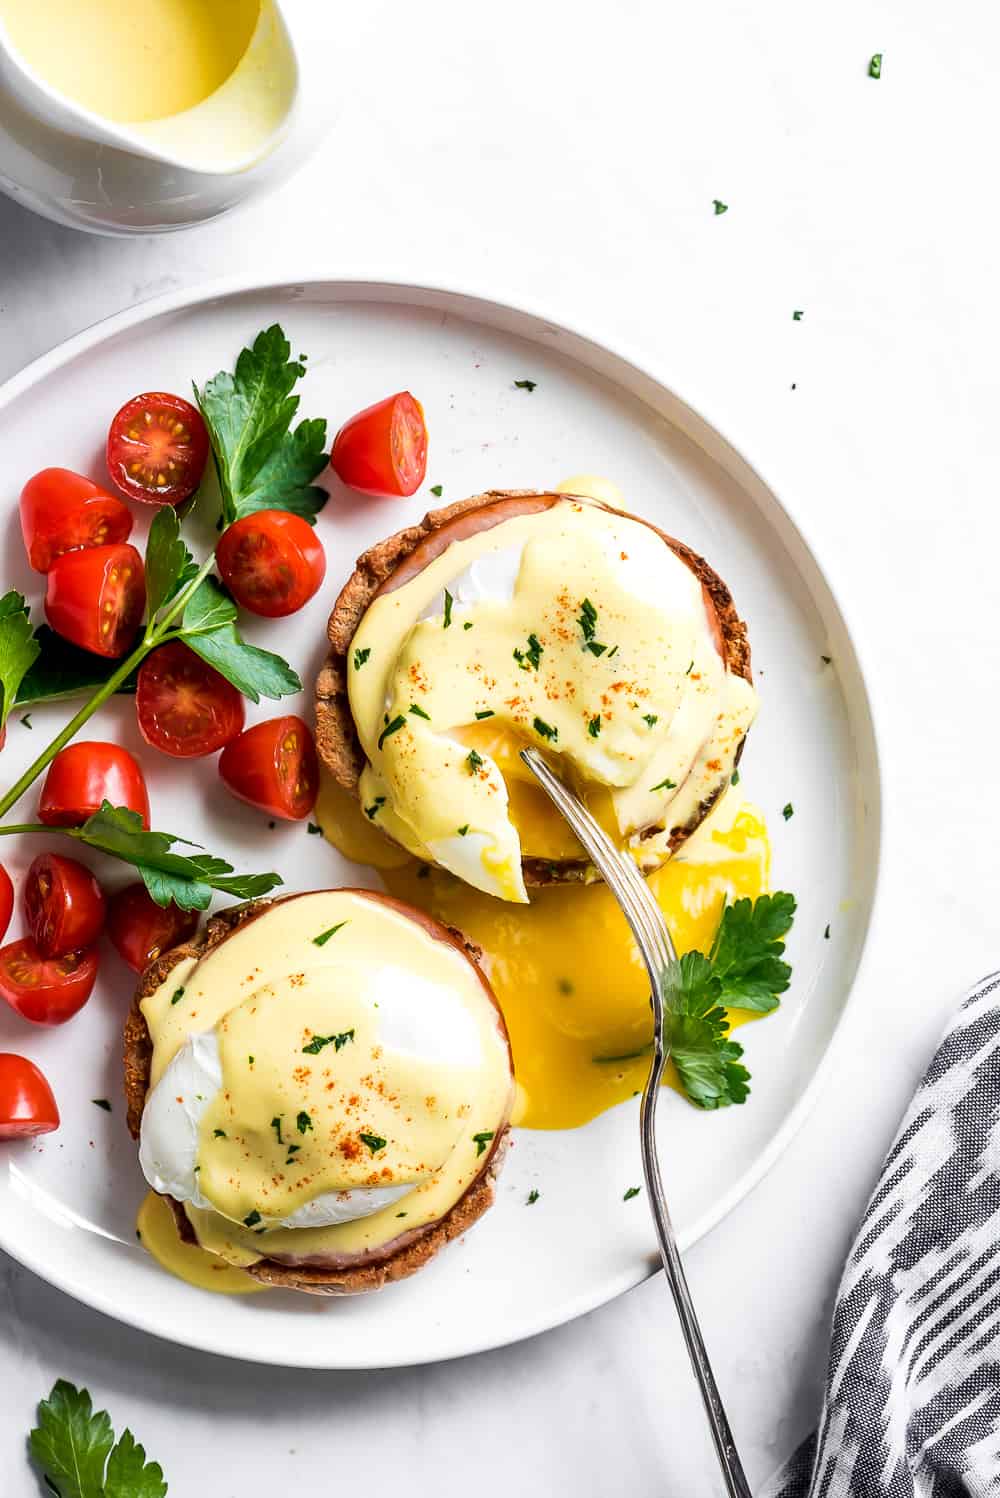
left=92, top=1098, right=111, bottom=1112
left=248, top=1055, right=255, bottom=1066
left=313, top=920, right=349, bottom=946
left=243, top=1210, right=262, bottom=1227
left=623, top=1186, right=641, bottom=1201
left=533, top=716, right=558, bottom=741
left=214, top=1129, right=227, bottom=1139
left=588, top=714, right=601, bottom=737
left=364, top=797, right=386, bottom=820
left=557, top=977, right=574, bottom=995
left=869, top=52, right=882, bottom=78
left=685, top=660, right=694, bottom=675
left=463, top=620, right=474, bottom=630
left=606, top=645, right=618, bottom=659
left=353, top=646, right=371, bottom=671
left=475, top=709, right=495, bottom=719
left=514, top=378, right=537, bottom=391
left=513, top=632, right=544, bottom=670
left=472, top=1130, right=495, bottom=1156
left=296, top=1111, right=313, bottom=1135
left=430, top=484, right=443, bottom=497
left=457, top=823, right=469, bottom=836
left=302, top=1029, right=355, bottom=1055
left=713, top=199, right=728, bottom=215
left=20, top=713, right=31, bottom=728
left=650, top=777, right=677, bottom=792
left=577, top=597, right=598, bottom=642
left=271, top=1116, right=284, bottom=1145
left=731, top=768, right=740, bottom=786
left=584, top=640, right=608, bottom=657
left=527, top=1189, right=540, bottom=1205
left=642, top=714, right=658, bottom=727
left=443, top=589, right=454, bottom=628
left=170, top=986, right=185, bottom=1006
left=467, top=748, right=484, bottom=773
left=396, top=1211, right=408, bottom=1218
left=360, top=1131, right=387, bottom=1154
left=409, top=702, right=431, bottom=720
left=307, top=822, right=322, bottom=835
left=378, top=714, right=407, bottom=750
left=824, top=924, right=831, bottom=940
left=285, top=1144, right=301, bottom=1164
left=793, top=310, right=804, bottom=321
left=821, top=654, right=832, bottom=665
left=782, top=803, right=794, bottom=821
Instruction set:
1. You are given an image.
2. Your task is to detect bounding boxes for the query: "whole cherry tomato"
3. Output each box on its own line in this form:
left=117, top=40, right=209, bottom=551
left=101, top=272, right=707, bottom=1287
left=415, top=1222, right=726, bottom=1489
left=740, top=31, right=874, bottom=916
left=45, top=543, right=145, bottom=658
left=19, top=468, right=134, bottom=574
left=107, top=392, right=209, bottom=506
left=330, top=392, right=428, bottom=497
left=219, top=715, right=319, bottom=821
left=136, top=641, right=244, bottom=758
left=38, top=742, right=150, bottom=829
left=23, top=854, right=106, bottom=959
left=106, top=884, right=198, bottom=973
left=0, top=1055, right=59, bottom=1138
left=216, top=510, right=327, bottom=618
left=0, top=940, right=99, bottom=1025
left=0, top=867, right=12, bottom=945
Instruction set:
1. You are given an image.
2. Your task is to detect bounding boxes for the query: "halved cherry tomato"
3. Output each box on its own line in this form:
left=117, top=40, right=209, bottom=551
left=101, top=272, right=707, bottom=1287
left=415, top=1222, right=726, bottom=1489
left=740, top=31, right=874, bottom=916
left=23, top=854, right=106, bottom=960
left=136, top=641, right=244, bottom=758
left=107, top=392, right=209, bottom=506
left=330, top=392, right=428, bottom=497
left=0, top=868, right=12, bottom=945
left=0, top=939, right=99, bottom=1025
left=219, top=715, right=319, bottom=821
left=45, top=543, right=145, bottom=659
left=0, top=1055, right=59, bottom=1138
left=216, top=510, right=327, bottom=618
left=107, top=883, right=198, bottom=973
left=38, top=742, right=150, bottom=829
left=19, top=468, right=134, bottom=574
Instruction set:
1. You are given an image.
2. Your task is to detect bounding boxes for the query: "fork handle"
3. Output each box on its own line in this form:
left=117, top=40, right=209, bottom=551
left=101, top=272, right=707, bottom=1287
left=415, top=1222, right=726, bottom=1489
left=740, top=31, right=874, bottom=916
left=640, top=1066, right=753, bottom=1498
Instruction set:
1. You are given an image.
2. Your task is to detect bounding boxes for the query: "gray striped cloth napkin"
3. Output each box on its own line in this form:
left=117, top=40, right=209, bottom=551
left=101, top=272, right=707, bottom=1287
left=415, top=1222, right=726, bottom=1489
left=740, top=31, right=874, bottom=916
left=763, top=970, right=1000, bottom=1497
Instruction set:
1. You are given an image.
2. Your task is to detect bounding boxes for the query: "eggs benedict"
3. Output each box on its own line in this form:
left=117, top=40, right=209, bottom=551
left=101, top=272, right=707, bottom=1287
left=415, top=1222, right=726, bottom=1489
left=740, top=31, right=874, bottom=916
left=315, top=490, right=756, bottom=902
left=124, top=890, right=514, bottom=1294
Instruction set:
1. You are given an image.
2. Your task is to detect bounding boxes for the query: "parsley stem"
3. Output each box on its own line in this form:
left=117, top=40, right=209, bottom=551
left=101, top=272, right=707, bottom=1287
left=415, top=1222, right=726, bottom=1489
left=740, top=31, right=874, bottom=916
left=0, top=553, right=219, bottom=821
left=0, top=643, right=149, bottom=820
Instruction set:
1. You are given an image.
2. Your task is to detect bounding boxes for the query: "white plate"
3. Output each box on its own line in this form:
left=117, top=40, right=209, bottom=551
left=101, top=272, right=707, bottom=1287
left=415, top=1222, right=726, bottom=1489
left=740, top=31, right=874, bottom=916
left=0, top=276, right=881, bottom=1368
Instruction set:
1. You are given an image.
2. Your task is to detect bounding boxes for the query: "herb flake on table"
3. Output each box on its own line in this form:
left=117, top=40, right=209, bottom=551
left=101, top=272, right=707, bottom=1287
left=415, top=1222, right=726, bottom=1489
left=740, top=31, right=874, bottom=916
left=869, top=52, right=882, bottom=78
left=514, top=379, right=537, bottom=392
left=624, top=1186, right=641, bottom=1201
left=782, top=802, right=794, bottom=821
left=712, top=199, right=728, bottom=215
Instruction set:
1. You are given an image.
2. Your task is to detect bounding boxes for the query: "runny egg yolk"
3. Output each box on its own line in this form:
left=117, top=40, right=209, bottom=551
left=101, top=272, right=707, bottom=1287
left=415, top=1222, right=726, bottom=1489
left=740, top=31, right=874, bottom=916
left=317, top=775, right=770, bottom=1131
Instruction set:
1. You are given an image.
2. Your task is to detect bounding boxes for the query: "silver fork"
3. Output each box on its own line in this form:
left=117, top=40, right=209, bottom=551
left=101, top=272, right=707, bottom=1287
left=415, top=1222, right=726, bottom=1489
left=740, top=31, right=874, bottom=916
left=520, top=748, right=752, bottom=1498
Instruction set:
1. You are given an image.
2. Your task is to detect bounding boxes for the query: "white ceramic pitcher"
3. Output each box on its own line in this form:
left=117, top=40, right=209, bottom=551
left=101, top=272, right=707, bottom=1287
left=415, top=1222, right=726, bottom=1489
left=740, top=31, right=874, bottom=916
left=0, top=0, right=335, bottom=235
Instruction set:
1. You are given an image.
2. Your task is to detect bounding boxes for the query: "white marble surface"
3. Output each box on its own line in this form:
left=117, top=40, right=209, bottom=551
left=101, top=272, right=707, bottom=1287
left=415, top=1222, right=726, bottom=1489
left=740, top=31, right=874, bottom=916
left=1, top=1, right=997, bottom=1491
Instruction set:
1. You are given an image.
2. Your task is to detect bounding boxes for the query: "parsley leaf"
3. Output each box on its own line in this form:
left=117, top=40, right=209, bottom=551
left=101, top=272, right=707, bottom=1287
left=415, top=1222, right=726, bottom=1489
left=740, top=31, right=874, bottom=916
left=64, top=801, right=282, bottom=910
left=180, top=578, right=301, bottom=703
left=708, top=892, right=796, bottom=1012
left=429, top=484, right=443, bottom=497
left=30, top=1379, right=166, bottom=1498
left=0, top=591, right=41, bottom=730
left=194, top=324, right=329, bottom=527
left=16, top=626, right=140, bottom=709
left=665, top=951, right=751, bottom=1110
left=144, top=506, right=196, bottom=620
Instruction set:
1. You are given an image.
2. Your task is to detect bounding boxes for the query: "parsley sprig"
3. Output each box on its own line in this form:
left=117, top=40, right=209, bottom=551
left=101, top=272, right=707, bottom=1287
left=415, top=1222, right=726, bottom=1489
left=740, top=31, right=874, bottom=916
left=594, top=892, right=797, bottom=1109
left=30, top=1379, right=167, bottom=1498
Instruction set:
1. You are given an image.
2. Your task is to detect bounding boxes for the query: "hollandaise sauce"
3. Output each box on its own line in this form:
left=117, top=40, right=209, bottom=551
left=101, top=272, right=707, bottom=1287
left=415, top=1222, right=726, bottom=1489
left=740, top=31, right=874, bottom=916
left=138, top=891, right=513, bottom=1270
left=136, top=1190, right=267, bottom=1295
left=317, top=779, right=772, bottom=1132
left=0, top=0, right=261, bottom=123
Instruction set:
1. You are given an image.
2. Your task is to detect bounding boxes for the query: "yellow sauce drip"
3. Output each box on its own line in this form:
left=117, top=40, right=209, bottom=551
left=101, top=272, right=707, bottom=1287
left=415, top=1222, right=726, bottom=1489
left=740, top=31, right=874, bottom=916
left=0, top=0, right=260, bottom=123
left=136, top=1190, right=267, bottom=1295
left=369, top=796, right=771, bottom=1130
